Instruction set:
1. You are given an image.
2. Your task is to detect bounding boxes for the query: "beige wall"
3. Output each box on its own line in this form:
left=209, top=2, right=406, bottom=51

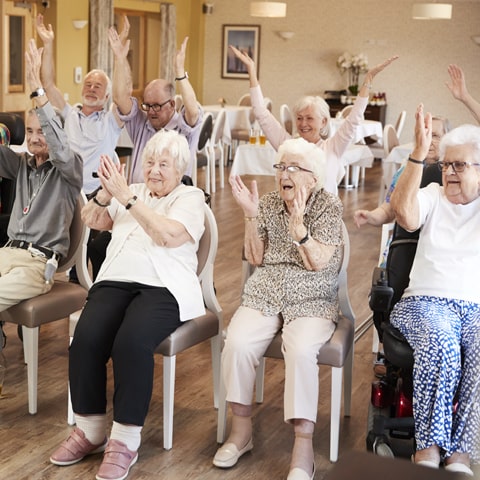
left=202, top=0, right=480, bottom=142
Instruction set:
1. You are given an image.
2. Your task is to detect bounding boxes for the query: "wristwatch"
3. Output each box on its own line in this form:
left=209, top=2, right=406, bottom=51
left=30, top=88, right=46, bottom=99
left=175, top=72, right=189, bottom=81
left=125, top=196, right=138, bottom=210
left=293, top=232, right=310, bottom=247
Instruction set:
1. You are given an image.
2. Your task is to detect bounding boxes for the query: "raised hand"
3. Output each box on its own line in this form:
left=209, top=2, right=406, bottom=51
left=363, top=55, right=399, bottom=84
left=229, top=175, right=259, bottom=217
left=446, top=64, right=468, bottom=101
left=413, top=104, right=432, bottom=159
left=288, top=185, right=308, bottom=240
left=25, top=39, right=43, bottom=89
left=229, top=45, right=256, bottom=79
left=36, top=14, right=54, bottom=45
left=108, top=20, right=130, bottom=59
left=175, top=37, right=189, bottom=75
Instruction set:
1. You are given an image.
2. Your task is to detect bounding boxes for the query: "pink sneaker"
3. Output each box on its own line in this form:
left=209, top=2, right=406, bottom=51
left=50, top=427, right=107, bottom=466
left=95, top=439, right=138, bottom=480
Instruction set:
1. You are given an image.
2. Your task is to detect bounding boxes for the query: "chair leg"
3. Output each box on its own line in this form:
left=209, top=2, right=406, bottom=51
left=255, top=357, right=266, bottom=404
left=343, top=347, right=354, bottom=418
left=211, top=334, right=221, bottom=409
left=216, top=373, right=228, bottom=443
left=163, top=355, right=176, bottom=450
left=330, top=366, right=343, bottom=463
left=22, top=325, right=39, bottom=415
left=67, top=336, right=76, bottom=425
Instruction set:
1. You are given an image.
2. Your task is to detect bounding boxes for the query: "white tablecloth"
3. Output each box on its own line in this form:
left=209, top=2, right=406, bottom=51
left=203, top=105, right=252, bottom=145
left=330, top=118, right=383, bottom=144
left=231, top=142, right=374, bottom=188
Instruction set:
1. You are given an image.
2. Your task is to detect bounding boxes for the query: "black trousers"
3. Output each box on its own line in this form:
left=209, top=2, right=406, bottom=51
left=69, top=281, right=182, bottom=426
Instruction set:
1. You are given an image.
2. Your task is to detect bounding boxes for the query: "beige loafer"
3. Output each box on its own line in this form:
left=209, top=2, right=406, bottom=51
left=213, top=438, right=253, bottom=468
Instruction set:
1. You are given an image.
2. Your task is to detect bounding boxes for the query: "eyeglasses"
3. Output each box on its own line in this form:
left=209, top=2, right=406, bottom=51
left=437, top=161, right=480, bottom=173
left=273, top=164, right=313, bottom=174
left=140, top=99, right=172, bottom=112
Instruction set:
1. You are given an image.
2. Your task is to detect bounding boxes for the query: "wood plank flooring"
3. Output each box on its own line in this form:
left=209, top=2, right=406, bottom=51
left=0, top=160, right=388, bottom=479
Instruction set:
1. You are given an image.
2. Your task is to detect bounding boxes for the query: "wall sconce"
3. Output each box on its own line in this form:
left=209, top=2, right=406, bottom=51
left=276, top=31, right=294, bottom=41
left=202, top=3, right=214, bottom=15
left=250, top=2, right=287, bottom=18
left=72, top=20, right=88, bottom=30
left=412, top=3, right=452, bottom=20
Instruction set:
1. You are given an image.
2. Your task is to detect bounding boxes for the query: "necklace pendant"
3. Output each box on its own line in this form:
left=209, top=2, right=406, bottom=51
left=23, top=206, right=30, bottom=215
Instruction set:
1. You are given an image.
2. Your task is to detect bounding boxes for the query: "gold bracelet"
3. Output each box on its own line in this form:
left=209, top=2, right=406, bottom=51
left=244, top=216, right=257, bottom=221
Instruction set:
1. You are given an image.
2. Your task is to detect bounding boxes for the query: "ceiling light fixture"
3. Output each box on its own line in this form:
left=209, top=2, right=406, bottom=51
left=250, top=2, right=287, bottom=18
left=412, top=3, right=452, bottom=20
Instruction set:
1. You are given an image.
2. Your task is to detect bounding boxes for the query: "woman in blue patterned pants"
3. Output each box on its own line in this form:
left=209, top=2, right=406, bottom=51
left=390, top=106, right=480, bottom=475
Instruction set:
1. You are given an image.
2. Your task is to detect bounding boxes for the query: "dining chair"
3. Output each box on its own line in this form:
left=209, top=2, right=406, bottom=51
left=208, top=108, right=226, bottom=193
left=68, top=203, right=223, bottom=451
left=337, top=105, right=354, bottom=119
left=368, top=111, right=406, bottom=160
left=193, top=112, right=213, bottom=193
left=217, top=222, right=355, bottom=463
left=0, top=192, right=91, bottom=414
left=280, top=103, right=293, bottom=135
left=237, top=93, right=251, bottom=106
left=377, top=124, right=400, bottom=205
left=263, top=97, right=273, bottom=112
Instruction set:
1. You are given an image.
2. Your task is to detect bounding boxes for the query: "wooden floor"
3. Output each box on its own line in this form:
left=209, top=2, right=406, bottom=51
left=0, top=161, right=394, bottom=479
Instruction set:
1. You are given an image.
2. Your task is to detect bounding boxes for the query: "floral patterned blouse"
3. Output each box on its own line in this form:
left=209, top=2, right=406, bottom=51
left=242, top=189, right=344, bottom=324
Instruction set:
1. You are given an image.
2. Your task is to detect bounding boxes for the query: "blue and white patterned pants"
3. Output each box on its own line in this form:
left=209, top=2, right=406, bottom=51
left=390, top=296, right=480, bottom=463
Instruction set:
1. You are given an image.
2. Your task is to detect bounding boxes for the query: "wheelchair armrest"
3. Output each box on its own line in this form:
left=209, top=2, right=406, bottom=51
left=369, top=267, right=394, bottom=313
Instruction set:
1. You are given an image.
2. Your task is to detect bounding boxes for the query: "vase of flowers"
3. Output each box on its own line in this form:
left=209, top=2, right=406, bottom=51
left=337, top=52, right=369, bottom=96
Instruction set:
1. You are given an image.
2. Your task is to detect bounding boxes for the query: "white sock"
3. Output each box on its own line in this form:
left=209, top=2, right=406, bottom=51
left=75, top=414, right=107, bottom=445
left=110, top=421, right=142, bottom=452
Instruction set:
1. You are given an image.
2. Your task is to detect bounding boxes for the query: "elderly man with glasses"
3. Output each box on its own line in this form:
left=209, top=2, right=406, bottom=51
left=390, top=105, right=480, bottom=475
left=108, top=16, right=203, bottom=184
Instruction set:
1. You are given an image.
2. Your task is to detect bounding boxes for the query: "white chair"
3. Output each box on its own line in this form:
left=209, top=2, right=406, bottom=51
left=68, top=203, right=223, bottom=450
left=193, top=112, right=214, bottom=193
left=368, top=111, right=405, bottom=160
left=217, top=222, right=355, bottom=463
left=237, top=93, right=251, bottom=106
left=209, top=108, right=226, bottom=193
left=378, top=125, right=400, bottom=205
left=280, top=103, right=293, bottom=135
left=0, top=193, right=91, bottom=414
left=337, top=105, right=354, bottom=119
left=263, top=97, right=273, bottom=112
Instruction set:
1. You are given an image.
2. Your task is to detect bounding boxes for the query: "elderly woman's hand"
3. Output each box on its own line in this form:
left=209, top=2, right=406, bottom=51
left=229, top=45, right=258, bottom=85
left=288, top=185, right=309, bottom=241
left=230, top=175, right=259, bottom=217
left=366, top=55, right=399, bottom=81
left=98, top=155, right=131, bottom=204
left=411, top=104, right=432, bottom=161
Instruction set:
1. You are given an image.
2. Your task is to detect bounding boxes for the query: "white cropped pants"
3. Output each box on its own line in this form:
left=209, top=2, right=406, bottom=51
left=222, top=306, right=336, bottom=423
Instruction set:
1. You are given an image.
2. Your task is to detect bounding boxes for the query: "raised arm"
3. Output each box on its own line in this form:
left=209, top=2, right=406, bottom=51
left=390, top=104, right=432, bottom=231
left=35, top=14, right=65, bottom=110
left=108, top=16, right=134, bottom=115
left=446, top=64, right=480, bottom=124
left=175, top=37, right=200, bottom=127
left=353, top=203, right=395, bottom=228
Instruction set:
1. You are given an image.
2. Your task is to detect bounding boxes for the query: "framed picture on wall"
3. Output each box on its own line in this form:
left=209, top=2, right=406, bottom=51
left=222, top=25, right=261, bottom=79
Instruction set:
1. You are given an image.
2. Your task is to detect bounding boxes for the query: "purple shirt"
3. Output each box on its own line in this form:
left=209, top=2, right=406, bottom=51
left=118, top=98, right=203, bottom=183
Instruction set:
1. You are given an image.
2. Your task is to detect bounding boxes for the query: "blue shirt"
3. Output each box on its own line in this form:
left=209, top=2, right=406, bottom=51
left=63, top=104, right=122, bottom=194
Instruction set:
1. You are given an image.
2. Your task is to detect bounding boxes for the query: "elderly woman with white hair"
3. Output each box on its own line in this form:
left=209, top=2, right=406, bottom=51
left=230, top=46, right=398, bottom=195
left=214, top=138, right=343, bottom=480
left=50, top=129, right=206, bottom=480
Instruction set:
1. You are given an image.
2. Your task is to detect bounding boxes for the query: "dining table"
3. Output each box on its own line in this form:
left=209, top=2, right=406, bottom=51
left=330, top=118, right=383, bottom=144
left=230, top=141, right=374, bottom=188
left=202, top=104, right=253, bottom=145
left=382, top=141, right=414, bottom=189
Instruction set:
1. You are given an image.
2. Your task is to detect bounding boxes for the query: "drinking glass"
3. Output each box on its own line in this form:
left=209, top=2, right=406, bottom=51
left=259, top=130, right=266, bottom=145
left=249, top=128, right=257, bottom=145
